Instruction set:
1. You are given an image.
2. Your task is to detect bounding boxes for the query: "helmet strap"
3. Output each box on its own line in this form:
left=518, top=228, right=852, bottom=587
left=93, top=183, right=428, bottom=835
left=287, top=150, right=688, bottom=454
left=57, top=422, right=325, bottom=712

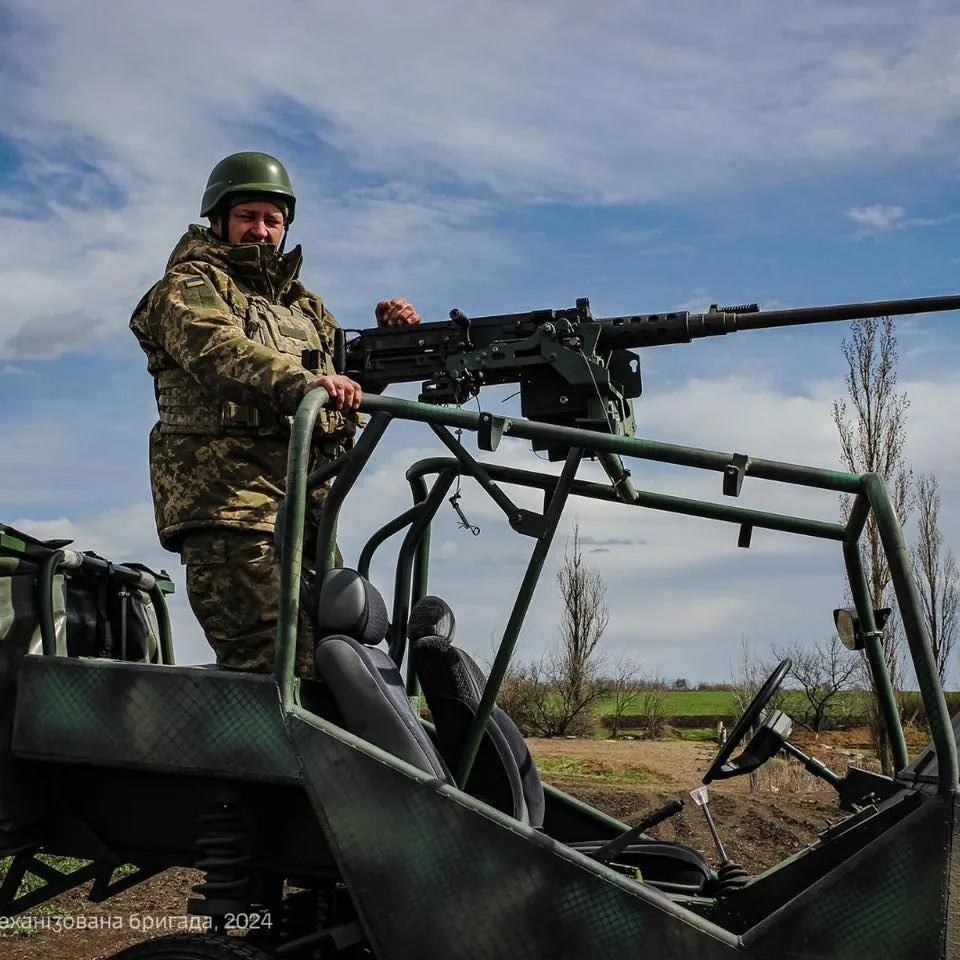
left=210, top=201, right=231, bottom=241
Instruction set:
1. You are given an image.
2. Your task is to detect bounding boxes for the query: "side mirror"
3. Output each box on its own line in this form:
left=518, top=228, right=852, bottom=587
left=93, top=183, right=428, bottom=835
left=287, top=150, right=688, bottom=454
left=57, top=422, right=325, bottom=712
left=833, top=606, right=892, bottom=650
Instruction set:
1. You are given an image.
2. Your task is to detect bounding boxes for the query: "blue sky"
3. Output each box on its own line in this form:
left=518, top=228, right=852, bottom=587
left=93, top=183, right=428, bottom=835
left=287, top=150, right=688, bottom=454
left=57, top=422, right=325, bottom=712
left=2, top=0, right=960, bottom=683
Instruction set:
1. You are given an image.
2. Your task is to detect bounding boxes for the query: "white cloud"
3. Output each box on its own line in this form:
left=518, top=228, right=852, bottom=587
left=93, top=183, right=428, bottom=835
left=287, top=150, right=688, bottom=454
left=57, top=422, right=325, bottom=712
left=845, top=203, right=960, bottom=235
left=0, top=177, right=515, bottom=356
left=846, top=204, right=907, bottom=232
left=4, top=1, right=957, bottom=196
left=4, top=1, right=960, bottom=351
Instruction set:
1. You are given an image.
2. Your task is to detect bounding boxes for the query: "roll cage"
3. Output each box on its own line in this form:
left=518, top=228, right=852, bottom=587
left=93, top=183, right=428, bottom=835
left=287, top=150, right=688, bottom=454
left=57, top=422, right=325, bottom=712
left=275, top=390, right=958, bottom=796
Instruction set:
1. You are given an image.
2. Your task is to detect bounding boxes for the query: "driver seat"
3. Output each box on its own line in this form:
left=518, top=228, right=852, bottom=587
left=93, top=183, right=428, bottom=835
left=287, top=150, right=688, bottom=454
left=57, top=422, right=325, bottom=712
left=312, top=569, right=451, bottom=782
left=408, top=595, right=716, bottom=894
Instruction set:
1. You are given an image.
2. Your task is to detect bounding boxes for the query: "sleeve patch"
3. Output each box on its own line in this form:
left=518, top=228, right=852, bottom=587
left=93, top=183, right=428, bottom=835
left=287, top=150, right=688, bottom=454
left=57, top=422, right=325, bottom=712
left=179, top=274, right=220, bottom=310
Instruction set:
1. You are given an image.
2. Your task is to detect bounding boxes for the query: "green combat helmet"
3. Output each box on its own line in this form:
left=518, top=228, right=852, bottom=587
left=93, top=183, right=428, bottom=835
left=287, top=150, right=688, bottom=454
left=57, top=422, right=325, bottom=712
left=200, top=151, right=296, bottom=224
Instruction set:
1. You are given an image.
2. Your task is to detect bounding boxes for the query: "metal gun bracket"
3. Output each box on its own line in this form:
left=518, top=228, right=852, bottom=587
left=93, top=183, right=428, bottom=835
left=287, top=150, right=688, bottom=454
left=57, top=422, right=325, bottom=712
left=723, top=453, right=749, bottom=497
left=478, top=413, right=507, bottom=451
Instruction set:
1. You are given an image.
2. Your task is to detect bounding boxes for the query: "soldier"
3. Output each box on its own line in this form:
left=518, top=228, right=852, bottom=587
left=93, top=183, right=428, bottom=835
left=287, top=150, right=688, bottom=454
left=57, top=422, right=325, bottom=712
left=130, top=151, right=420, bottom=676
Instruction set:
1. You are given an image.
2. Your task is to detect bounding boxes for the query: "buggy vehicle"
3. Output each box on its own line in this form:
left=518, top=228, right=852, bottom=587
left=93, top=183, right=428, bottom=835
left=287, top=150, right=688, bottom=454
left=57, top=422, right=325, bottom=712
left=1, top=297, right=959, bottom=959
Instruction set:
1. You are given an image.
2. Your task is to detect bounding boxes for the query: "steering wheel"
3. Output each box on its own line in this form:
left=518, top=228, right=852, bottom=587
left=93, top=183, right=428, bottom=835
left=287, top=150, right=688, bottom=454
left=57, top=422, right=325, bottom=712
left=703, top=658, right=791, bottom=784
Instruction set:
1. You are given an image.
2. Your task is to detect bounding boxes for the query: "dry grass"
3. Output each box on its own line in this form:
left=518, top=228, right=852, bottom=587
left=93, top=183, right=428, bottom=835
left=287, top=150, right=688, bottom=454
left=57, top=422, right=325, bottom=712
left=748, top=748, right=884, bottom=795
left=751, top=757, right=831, bottom=795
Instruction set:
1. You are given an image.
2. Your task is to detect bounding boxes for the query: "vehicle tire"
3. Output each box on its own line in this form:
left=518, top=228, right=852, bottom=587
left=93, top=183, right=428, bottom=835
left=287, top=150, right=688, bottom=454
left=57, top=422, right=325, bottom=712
left=109, top=933, right=275, bottom=959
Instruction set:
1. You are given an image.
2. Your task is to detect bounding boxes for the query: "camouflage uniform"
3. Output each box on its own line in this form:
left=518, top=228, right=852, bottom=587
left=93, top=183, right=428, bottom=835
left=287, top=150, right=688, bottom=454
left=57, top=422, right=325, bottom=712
left=130, top=225, right=354, bottom=675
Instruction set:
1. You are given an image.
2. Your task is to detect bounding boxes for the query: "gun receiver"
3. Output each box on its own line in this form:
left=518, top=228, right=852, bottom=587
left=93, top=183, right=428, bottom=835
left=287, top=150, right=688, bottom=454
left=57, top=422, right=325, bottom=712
left=343, top=293, right=960, bottom=458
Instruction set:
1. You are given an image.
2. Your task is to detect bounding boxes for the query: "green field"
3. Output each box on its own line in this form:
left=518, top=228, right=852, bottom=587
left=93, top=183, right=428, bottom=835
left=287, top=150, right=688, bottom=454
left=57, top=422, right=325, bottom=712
left=595, top=689, right=735, bottom=717
left=595, top=689, right=874, bottom=718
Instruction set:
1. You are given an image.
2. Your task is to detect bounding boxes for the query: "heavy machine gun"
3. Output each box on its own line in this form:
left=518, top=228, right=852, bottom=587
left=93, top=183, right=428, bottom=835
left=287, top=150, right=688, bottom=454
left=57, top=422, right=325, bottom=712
left=343, top=294, right=960, bottom=459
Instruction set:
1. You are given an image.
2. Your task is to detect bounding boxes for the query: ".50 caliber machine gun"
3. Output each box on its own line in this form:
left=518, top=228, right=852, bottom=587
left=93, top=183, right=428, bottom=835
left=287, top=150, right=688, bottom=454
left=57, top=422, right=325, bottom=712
left=341, top=294, right=960, bottom=460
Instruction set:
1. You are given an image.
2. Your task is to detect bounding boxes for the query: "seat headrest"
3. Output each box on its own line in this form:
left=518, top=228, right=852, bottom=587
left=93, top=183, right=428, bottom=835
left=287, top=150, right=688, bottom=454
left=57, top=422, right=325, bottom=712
left=408, top=596, right=456, bottom=647
left=316, top=569, right=389, bottom=645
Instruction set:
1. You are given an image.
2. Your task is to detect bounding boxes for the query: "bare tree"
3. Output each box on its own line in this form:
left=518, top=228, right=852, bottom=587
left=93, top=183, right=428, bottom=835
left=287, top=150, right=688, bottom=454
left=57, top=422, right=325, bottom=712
left=772, top=637, right=860, bottom=732
left=636, top=675, right=668, bottom=740
left=496, top=660, right=548, bottom=737
left=730, top=637, right=784, bottom=715
left=499, top=523, right=611, bottom=738
left=730, top=637, right=783, bottom=792
left=831, top=316, right=912, bottom=774
left=546, top=521, right=609, bottom=735
left=604, top=657, right=644, bottom=739
left=911, top=473, right=960, bottom=682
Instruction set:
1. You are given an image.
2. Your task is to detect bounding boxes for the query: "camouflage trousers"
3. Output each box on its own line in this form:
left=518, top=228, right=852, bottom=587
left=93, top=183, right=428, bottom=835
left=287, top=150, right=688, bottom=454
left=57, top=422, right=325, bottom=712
left=180, top=528, right=323, bottom=677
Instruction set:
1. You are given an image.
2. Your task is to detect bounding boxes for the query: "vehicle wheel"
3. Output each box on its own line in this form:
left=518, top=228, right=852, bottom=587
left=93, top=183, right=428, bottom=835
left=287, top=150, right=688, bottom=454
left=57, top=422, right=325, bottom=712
left=109, top=933, right=275, bottom=959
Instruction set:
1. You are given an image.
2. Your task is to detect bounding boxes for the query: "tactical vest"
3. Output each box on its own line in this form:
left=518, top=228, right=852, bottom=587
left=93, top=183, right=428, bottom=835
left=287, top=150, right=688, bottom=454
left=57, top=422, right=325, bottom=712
left=156, top=295, right=340, bottom=437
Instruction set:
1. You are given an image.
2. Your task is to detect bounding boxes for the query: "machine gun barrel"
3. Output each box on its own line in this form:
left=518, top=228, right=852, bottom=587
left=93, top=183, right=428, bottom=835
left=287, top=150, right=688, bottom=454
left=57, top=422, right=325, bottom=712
left=342, top=293, right=960, bottom=399
left=593, top=294, right=960, bottom=351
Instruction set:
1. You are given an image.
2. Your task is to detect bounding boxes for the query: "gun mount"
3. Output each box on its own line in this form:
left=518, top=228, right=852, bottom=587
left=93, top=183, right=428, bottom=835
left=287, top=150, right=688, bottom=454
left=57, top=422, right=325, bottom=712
left=344, top=294, right=960, bottom=459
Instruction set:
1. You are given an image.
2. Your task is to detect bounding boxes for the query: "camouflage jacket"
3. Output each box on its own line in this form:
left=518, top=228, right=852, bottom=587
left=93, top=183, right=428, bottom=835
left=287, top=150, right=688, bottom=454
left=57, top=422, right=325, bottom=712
left=130, top=225, right=354, bottom=551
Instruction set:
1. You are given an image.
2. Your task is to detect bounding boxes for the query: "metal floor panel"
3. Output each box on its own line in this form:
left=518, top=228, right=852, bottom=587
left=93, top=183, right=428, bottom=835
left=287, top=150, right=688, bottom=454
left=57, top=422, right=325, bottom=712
left=291, top=708, right=745, bottom=960
left=12, top=656, right=300, bottom=782
left=743, top=794, right=952, bottom=960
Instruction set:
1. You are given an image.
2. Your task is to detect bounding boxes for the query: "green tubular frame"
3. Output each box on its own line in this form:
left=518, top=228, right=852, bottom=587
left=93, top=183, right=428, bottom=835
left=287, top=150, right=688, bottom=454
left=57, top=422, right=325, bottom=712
left=387, top=468, right=458, bottom=664
left=863, top=473, right=957, bottom=780
left=456, top=445, right=584, bottom=787
left=276, top=392, right=958, bottom=796
left=313, top=412, right=393, bottom=576
left=357, top=504, right=422, bottom=579
left=841, top=492, right=909, bottom=771
left=428, top=424, right=535, bottom=528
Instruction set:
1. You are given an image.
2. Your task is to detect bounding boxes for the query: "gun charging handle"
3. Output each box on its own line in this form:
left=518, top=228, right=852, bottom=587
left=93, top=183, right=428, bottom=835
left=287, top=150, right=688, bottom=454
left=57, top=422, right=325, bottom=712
left=449, top=308, right=472, bottom=344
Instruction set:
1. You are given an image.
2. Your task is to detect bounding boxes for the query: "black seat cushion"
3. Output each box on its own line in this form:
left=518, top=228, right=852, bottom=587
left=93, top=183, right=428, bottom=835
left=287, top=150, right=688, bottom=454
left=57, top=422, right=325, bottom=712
left=410, top=596, right=545, bottom=827
left=314, top=571, right=451, bottom=783
left=570, top=840, right=717, bottom=894
left=567, top=840, right=713, bottom=893
left=315, top=568, right=389, bottom=644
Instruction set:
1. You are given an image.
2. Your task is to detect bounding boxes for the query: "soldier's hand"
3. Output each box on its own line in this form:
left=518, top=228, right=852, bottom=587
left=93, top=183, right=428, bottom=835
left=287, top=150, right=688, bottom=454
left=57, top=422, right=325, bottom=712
left=307, top=374, right=362, bottom=411
left=376, top=297, right=421, bottom=327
